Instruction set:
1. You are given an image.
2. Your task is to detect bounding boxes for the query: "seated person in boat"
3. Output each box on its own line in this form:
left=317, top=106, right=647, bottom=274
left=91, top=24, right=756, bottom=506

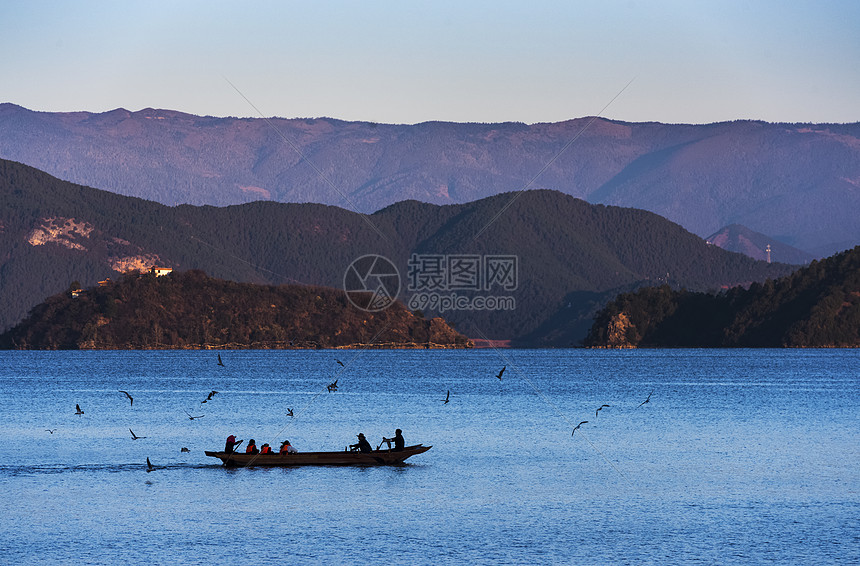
left=224, top=434, right=242, bottom=453
left=350, top=433, right=373, bottom=453
left=259, top=443, right=273, bottom=454
left=380, top=428, right=405, bottom=451
left=245, top=439, right=259, bottom=454
left=280, top=440, right=298, bottom=454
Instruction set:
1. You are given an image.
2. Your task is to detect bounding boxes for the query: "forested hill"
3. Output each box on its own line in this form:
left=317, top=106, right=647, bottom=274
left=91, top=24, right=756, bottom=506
left=584, top=246, right=860, bottom=348
left=2, top=103, right=859, bottom=256
left=0, top=158, right=797, bottom=345
left=0, top=270, right=470, bottom=350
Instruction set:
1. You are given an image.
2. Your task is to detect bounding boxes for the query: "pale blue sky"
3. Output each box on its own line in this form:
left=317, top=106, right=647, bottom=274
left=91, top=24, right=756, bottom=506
left=2, top=1, right=858, bottom=124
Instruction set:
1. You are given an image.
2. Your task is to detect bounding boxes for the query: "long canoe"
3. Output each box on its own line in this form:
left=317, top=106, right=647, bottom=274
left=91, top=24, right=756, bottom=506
left=205, top=444, right=431, bottom=467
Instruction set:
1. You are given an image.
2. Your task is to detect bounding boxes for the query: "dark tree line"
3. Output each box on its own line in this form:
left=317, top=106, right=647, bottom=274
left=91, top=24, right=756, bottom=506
left=585, top=246, right=860, bottom=347
left=0, top=270, right=470, bottom=350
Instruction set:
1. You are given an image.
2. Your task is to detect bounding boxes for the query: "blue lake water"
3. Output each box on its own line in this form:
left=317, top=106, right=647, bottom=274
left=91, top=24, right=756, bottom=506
left=1, top=349, right=858, bottom=565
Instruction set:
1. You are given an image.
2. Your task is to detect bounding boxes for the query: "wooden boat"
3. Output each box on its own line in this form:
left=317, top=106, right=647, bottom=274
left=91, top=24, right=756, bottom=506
left=205, top=444, right=431, bottom=467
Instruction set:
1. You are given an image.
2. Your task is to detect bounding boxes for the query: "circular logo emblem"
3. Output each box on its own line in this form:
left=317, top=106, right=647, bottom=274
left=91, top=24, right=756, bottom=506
left=343, top=254, right=400, bottom=312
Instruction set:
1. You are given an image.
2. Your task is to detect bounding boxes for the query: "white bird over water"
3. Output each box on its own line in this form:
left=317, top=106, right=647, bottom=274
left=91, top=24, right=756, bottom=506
left=75, top=404, right=84, bottom=415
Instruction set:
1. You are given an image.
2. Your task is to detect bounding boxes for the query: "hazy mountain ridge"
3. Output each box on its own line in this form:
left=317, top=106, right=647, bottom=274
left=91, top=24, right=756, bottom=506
left=706, top=224, right=815, bottom=265
left=2, top=103, right=858, bottom=256
left=0, top=158, right=798, bottom=344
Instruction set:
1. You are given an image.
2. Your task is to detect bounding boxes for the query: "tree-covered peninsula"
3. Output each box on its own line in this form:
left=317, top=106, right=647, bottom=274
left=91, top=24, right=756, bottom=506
left=0, top=270, right=471, bottom=350
left=584, top=246, right=860, bottom=348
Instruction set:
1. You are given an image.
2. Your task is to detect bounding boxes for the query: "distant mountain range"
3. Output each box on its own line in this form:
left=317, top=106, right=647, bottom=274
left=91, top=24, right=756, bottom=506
left=0, top=158, right=796, bottom=345
left=1, top=103, right=858, bottom=257
left=706, top=224, right=815, bottom=265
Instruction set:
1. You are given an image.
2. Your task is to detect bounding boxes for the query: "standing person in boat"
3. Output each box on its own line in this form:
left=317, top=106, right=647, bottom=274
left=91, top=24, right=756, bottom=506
left=351, top=433, right=373, bottom=453
left=280, top=440, right=298, bottom=454
left=245, top=439, right=259, bottom=454
left=224, top=434, right=242, bottom=453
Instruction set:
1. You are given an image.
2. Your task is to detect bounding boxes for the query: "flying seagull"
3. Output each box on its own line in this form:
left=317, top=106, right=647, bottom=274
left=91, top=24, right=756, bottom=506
left=336, top=359, right=345, bottom=367
left=75, top=404, right=84, bottom=415
left=286, top=408, right=294, bottom=417
left=184, top=411, right=204, bottom=420
left=217, top=354, right=225, bottom=367
left=129, top=429, right=147, bottom=440
left=45, top=429, right=56, bottom=434
left=595, top=404, right=610, bottom=417
left=572, top=421, right=588, bottom=436
left=496, top=366, right=506, bottom=380
left=119, top=390, right=133, bottom=407
left=327, top=379, right=338, bottom=392
left=443, top=390, right=450, bottom=404
left=637, top=391, right=654, bottom=408
left=146, top=457, right=155, bottom=472
left=201, top=390, right=218, bottom=404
